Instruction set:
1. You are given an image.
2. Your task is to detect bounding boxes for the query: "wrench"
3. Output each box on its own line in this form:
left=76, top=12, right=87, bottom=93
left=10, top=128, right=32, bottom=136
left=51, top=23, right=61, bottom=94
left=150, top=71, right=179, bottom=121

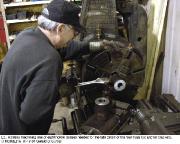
left=77, top=78, right=109, bottom=87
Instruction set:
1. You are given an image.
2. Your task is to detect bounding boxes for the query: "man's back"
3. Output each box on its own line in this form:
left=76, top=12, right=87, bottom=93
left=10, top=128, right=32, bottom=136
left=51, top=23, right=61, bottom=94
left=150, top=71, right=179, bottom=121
left=0, top=28, right=62, bottom=134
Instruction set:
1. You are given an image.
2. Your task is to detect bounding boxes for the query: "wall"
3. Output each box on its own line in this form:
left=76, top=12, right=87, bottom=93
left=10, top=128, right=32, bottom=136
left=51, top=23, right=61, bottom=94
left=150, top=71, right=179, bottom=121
left=162, top=0, right=180, bottom=102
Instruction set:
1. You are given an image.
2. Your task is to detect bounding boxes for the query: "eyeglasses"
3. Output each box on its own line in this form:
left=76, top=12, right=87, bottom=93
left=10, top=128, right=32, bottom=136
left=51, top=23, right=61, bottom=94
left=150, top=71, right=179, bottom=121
left=66, top=25, right=79, bottom=37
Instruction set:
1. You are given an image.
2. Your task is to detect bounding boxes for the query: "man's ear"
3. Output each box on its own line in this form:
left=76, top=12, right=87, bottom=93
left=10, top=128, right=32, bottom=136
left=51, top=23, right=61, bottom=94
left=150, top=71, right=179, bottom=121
left=56, top=24, right=65, bottom=34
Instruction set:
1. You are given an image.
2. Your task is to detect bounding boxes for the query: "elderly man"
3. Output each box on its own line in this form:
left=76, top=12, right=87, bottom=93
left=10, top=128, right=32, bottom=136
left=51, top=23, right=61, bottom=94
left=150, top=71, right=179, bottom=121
left=0, top=0, right=96, bottom=135
left=0, top=0, right=145, bottom=135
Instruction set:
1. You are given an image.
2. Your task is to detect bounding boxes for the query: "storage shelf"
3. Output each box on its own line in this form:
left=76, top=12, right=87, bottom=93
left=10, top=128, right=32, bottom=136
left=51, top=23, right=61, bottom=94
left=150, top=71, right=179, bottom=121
left=4, top=1, right=51, bottom=8
left=1, top=0, right=80, bottom=49
left=6, top=18, right=37, bottom=24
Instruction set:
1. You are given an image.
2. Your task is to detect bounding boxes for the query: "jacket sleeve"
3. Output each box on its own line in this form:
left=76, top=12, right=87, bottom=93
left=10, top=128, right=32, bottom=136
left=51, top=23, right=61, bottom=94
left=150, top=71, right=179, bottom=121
left=58, top=40, right=90, bottom=60
left=19, top=57, right=61, bottom=125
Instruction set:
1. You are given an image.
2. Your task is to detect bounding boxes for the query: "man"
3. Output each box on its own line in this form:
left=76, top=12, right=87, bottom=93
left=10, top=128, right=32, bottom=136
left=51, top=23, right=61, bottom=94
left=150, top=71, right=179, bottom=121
left=0, top=0, right=98, bottom=135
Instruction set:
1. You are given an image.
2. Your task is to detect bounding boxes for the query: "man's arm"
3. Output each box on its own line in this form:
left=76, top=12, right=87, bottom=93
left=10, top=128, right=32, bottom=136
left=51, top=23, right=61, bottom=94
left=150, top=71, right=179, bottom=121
left=58, top=34, right=102, bottom=60
left=58, top=40, right=90, bottom=60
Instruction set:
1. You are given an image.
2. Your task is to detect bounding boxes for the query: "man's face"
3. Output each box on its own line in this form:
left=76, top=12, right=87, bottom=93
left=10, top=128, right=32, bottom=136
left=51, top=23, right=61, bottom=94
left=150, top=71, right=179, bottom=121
left=55, top=24, right=78, bottom=48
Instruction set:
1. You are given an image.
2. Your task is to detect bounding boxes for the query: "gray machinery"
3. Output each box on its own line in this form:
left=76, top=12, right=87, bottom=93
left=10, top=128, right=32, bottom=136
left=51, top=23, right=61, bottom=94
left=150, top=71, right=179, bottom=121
left=59, top=0, right=180, bottom=135
left=80, top=0, right=147, bottom=102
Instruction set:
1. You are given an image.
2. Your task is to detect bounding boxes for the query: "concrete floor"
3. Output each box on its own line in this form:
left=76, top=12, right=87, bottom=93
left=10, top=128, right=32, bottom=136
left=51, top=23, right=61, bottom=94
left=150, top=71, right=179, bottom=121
left=48, top=101, right=75, bottom=135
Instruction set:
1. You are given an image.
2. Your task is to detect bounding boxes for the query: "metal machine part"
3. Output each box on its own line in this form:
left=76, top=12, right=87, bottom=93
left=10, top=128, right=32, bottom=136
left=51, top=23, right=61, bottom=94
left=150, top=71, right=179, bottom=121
left=77, top=77, right=126, bottom=92
left=78, top=0, right=147, bottom=102
left=132, top=109, right=169, bottom=135
left=95, top=97, right=110, bottom=106
left=59, top=0, right=180, bottom=135
left=59, top=61, right=80, bottom=107
left=77, top=78, right=110, bottom=86
left=61, top=95, right=180, bottom=135
left=80, top=0, right=119, bottom=39
left=114, top=79, right=126, bottom=91
left=70, top=96, right=131, bottom=135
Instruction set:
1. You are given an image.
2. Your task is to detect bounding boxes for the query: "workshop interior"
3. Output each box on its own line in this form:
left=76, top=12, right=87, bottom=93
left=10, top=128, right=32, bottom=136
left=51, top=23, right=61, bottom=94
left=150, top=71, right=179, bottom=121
left=0, top=0, right=180, bottom=135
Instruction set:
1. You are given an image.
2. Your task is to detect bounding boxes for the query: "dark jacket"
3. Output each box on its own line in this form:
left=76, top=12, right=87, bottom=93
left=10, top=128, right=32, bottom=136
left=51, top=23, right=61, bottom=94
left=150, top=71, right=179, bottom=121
left=0, top=27, right=89, bottom=134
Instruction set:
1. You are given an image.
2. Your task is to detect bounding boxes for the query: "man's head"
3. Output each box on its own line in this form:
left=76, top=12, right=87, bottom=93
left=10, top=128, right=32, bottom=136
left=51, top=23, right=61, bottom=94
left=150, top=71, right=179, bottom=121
left=38, top=0, right=83, bottom=48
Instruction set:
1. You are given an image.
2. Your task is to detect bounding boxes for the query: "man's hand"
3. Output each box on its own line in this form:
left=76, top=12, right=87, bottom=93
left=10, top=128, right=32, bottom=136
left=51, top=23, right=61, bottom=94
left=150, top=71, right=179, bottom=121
left=89, top=38, right=133, bottom=57
left=102, top=39, right=133, bottom=59
left=102, top=39, right=132, bottom=51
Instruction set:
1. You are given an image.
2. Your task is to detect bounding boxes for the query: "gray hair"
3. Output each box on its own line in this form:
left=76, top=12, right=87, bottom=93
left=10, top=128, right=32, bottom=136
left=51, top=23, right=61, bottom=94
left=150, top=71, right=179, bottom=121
left=38, top=8, right=59, bottom=31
